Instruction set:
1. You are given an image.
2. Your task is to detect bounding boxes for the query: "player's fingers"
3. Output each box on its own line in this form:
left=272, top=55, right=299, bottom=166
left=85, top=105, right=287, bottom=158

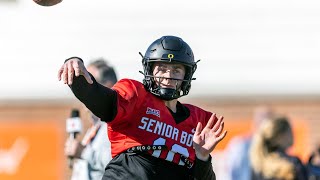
left=83, top=71, right=93, bottom=84
left=68, top=62, right=74, bottom=85
left=57, top=65, right=64, bottom=81
left=73, top=61, right=80, bottom=77
left=62, top=63, right=68, bottom=84
left=214, top=121, right=224, bottom=137
left=75, top=62, right=93, bottom=84
left=216, top=130, right=227, bottom=143
left=194, top=122, right=202, bottom=136
left=212, top=116, right=223, bottom=132
left=204, top=113, right=216, bottom=130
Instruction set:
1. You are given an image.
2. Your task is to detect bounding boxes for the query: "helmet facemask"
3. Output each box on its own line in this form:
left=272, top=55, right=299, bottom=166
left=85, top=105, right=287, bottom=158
left=140, top=36, right=199, bottom=101
left=141, top=58, right=198, bottom=101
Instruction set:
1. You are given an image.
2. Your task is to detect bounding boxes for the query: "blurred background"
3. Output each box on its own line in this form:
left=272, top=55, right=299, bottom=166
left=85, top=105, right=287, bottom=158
left=0, top=0, right=320, bottom=179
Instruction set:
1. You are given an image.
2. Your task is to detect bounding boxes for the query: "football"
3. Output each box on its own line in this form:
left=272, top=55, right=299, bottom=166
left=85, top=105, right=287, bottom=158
left=33, top=0, right=62, bottom=6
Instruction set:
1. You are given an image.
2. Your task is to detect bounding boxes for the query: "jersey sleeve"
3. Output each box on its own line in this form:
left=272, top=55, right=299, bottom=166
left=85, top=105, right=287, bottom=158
left=205, top=110, right=214, bottom=124
left=110, top=79, right=145, bottom=125
left=201, top=109, right=217, bottom=129
left=70, top=74, right=117, bottom=122
left=186, top=104, right=214, bottom=125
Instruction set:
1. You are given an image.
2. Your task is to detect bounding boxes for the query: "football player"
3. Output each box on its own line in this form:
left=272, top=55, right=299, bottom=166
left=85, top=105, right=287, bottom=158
left=58, top=36, right=227, bottom=180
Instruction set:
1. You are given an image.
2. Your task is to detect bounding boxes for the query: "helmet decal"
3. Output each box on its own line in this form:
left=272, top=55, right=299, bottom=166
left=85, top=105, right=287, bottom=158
left=168, top=54, right=174, bottom=60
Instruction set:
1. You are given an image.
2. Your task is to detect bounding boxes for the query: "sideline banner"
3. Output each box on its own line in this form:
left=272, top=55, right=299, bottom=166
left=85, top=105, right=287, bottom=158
left=0, top=122, right=64, bottom=180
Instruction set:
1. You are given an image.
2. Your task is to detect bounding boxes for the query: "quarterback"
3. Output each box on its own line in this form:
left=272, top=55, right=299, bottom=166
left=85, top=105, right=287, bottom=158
left=58, top=36, right=227, bottom=180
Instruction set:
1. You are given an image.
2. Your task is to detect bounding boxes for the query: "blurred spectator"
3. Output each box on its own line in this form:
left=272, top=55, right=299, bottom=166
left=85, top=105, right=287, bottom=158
left=225, top=106, right=274, bottom=180
left=249, top=116, right=308, bottom=180
left=64, top=58, right=118, bottom=180
left=86, top=58, right=117, bottom=88
left=307, top=145, right=320, bottom=180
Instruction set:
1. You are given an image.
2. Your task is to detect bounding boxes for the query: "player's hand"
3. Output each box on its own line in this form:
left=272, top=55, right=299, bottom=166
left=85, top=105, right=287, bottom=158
left=64, top=138, right=85, bottom=158
left=58, top=58, right=93, bottom=85
left=193, top=114, right=227, bottom=161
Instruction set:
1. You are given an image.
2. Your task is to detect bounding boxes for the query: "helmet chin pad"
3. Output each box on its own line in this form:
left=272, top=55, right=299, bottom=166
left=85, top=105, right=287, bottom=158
left=158, top=88, right=179, bottom=100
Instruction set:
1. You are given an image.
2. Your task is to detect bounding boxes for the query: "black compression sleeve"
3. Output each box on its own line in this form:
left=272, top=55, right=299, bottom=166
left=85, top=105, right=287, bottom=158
left=70, top=74, right=117, bottom=122
left=193, top=156, right=216, bottom=180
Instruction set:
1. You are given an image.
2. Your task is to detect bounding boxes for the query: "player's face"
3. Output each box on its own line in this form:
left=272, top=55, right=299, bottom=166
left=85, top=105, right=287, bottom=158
left=152, top=62, right=186, bottom=89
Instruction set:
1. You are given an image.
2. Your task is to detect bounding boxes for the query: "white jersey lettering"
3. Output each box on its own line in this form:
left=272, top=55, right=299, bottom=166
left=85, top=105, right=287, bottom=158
left=138, top=117, right=193, bottom=147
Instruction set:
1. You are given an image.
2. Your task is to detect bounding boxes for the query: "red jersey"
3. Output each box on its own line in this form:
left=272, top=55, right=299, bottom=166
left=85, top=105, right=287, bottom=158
left=108, top=78, right=213, bottom=167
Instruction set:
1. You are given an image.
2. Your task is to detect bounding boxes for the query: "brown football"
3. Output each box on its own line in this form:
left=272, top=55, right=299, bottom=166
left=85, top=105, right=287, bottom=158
left=33, top=0, right=62, bottom=6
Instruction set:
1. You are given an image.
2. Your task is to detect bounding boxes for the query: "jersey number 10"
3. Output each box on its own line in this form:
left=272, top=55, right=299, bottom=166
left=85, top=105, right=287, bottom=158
left=152, top=137, right=190, bottom=166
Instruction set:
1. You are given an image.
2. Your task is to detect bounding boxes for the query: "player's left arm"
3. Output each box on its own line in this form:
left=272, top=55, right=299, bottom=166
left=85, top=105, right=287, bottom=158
left=192, top=114, right=227, bottom=180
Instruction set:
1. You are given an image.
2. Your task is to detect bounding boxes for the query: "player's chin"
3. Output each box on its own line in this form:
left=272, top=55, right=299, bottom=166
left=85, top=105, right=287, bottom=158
left=159, top=83, right=181, bottom=89
left=161, top=85, right=176, bottom=89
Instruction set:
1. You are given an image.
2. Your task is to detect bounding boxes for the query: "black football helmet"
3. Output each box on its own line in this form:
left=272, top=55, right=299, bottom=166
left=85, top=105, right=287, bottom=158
left=140, top=36, right=199, bottom=100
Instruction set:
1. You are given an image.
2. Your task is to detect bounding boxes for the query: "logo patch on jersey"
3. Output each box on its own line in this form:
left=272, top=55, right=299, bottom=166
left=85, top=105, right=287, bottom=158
left=146, top=107, right=160, bottom=118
